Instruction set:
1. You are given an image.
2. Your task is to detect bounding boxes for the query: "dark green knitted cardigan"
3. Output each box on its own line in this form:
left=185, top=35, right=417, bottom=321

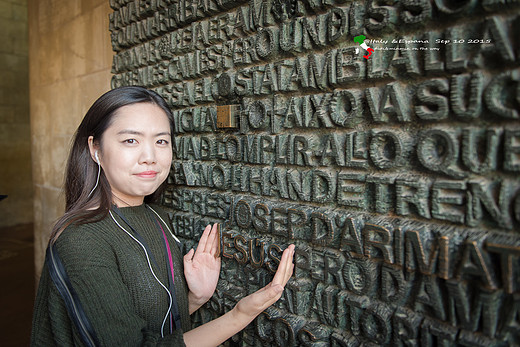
left=31, top=204, right=190, bottom=346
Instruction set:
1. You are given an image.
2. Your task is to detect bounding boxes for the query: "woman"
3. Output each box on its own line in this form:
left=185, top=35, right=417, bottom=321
left=31, top=86, right=295, bottom=346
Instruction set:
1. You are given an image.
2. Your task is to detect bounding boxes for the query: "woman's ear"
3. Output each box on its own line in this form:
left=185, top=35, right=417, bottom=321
left=88, top=136, right=100, bottom=164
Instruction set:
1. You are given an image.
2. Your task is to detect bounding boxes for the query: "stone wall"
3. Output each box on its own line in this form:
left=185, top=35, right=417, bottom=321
left=0, top=0, right=31, bottom=228
left=110, top=1, right=520, bottom=345
left=29, top=0, right=113, bottom=275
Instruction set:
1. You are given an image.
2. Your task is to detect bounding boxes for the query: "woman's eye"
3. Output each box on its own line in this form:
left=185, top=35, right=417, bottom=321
left=124, top=139, right=137, bottom=144
left=157, top=139, right=169, bottom=145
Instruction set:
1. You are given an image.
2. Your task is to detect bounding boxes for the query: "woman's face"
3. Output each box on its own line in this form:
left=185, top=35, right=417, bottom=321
left=94, top=102, right=172, bottom=206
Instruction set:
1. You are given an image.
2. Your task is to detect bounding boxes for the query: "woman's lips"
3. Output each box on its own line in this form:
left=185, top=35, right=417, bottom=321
left=136, top=171, right=158, bottom=178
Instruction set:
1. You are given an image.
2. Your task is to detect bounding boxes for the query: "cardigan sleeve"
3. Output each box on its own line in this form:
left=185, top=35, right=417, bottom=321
left=32, top=223, right=187, bottom=347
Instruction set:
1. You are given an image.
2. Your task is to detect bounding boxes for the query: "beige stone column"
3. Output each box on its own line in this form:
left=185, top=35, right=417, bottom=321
left=28, top=0, right=113, bottom=276
left=0, top=0, right=31, bottom=227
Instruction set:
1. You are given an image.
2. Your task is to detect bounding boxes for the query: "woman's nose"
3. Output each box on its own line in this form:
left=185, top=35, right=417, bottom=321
left=139, top=143, right=156, bottom=164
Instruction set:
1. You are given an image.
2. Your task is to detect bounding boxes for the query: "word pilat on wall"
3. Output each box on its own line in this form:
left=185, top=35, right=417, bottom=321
left=110, top=0, right=520, bottom=345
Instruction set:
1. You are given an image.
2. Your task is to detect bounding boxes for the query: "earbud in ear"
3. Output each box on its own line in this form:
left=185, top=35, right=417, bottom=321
left=94, top=151, right=99, bottom=164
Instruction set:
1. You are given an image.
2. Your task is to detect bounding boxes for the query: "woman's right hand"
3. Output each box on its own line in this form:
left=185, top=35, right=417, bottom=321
left=234, top=244, right=295, bottom=320
left=182, top=244, right=295, bottom=347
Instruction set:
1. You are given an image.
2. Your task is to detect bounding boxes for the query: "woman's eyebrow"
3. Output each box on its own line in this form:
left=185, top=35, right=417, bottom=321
left=156, top=131, right=171, bottom=137
left=117, top=130, right=171, bottom=136
left=117, top=129, right=143, bottom=136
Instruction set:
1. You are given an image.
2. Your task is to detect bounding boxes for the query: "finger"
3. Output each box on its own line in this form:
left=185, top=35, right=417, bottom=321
left=215, top=223, right=221, bottom=258
left=282, top=245, right=295, bottom=284
left=204, top=223, right=219, bottom=254
left=184, top=248, right=195, bottom=262
left=281, top=245, right=295, bottom=285
left=195, top=224, right=212, bottom=256
left=209, top=223, right=220, bottom=257
left=283, top=262, right=294, bottom=286
left=271, top=245, right=295, bottom=287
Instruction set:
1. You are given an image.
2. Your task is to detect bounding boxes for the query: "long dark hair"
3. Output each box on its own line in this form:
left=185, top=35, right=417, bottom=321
left=50, top=86, right=173, bottom=242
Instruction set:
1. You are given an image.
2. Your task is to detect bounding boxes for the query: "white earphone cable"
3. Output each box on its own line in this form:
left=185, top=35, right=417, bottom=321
left=108, top=210, right=173, bottom=338
left=147, top=206, right=180, bottom=244
left=87, top=161, right=101, bottom=198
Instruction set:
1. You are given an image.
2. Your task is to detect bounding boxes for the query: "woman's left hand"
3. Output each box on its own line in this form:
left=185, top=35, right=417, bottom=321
left=184, top=223, right=221, bottom=313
